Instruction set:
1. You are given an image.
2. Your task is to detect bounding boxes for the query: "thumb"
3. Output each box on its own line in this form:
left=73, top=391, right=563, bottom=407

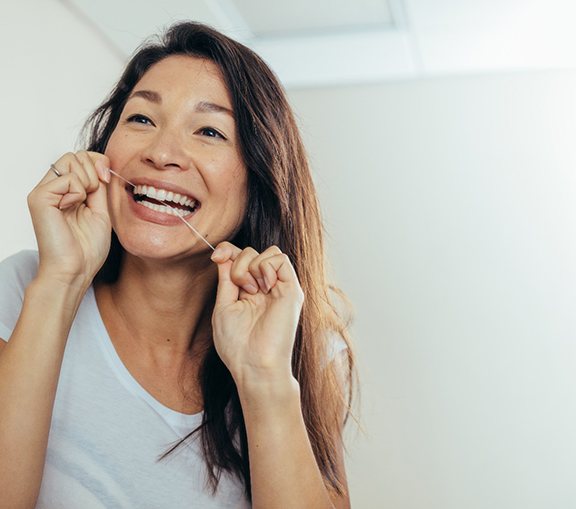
left=214, top=259, right=239, bottom=308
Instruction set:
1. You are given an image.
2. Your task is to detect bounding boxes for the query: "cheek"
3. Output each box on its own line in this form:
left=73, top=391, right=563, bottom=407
left=219, top=165, right=248, bottom=227
left=227, top=166, right=248, bottom=205
left=209, top=154, right=247, bottom=199
left=104, top=131, right=131, bottom=168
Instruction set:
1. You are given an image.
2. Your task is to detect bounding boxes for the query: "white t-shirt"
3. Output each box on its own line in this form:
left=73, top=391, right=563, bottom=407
left=0, top=250, right=250, bottom=509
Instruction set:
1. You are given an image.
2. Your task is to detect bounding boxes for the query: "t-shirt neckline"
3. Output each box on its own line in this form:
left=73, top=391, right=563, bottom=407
left=86, top=286, right=203, bottom=435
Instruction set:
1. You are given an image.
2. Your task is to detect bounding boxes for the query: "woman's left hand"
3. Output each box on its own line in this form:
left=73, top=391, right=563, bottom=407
left=210, top=242, right=304, bottom=389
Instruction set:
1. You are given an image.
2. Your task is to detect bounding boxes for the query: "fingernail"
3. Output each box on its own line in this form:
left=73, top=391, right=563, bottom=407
left=244, top=284, right=258, bottom=294
left=211, top=248, right=222, bottom=262
left=263, top=275, right=272, bottom=292
left=95, top=160, right=111, bottom=183
left=96, top=165, right=110, bottom=183
left=256, top=277, right=267, bottom=293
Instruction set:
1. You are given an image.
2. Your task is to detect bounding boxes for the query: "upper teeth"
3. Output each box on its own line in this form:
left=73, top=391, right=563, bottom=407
left=133, top=185, right=197, bottom=208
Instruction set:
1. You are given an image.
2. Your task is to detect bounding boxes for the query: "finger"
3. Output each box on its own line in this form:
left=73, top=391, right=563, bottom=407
left=248, top=245, right=282, bottom=292
left=77, top=151, right=110, bottom=214
left=85, top=172, right=109, bottom=214
left=59, top=193, right=85, bottom=210
left=42, top=151, right=110, bottom=187
left=261, top=260, right=279, bottom=292
left=39, top=152, right=75, bottom=185
left=44, top=152, right=91, bottom=192
left=211, top=243, right=262, bottom=295
left=57, top=174, right=88, bottom=210
left=229, top=247, right=261, bottom=294
left=75, top=152, right=110, bottom=214
left=95, top=160, right=111, bottom=183
left=214, top=259, right=239, bottom=308
left=29, top=172, right=86, bottom=212
left=51, top=152, right=109, bottom=213
left=86, top=151, right=111, bottom=184
left=75, top=151, right=100, bottom=193
left=263, top=253, right=300, bottom=288
left=211, top=242, right=243, bottom=305
left=210, top=241, right=242, bottom=264
left=62, top=153, right=91, bottom=190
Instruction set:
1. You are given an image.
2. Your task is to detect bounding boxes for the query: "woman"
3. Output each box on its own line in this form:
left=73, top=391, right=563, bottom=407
left=0, top=22, right=354, bottom=508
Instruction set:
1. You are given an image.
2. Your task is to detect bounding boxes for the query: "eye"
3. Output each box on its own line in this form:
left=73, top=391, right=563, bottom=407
left=197, top=127, right=226, bottom=140
left=126, top=114, right=154, bottom=126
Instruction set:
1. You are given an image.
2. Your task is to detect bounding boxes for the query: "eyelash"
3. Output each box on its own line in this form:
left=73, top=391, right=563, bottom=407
left=197, top=127, right=226, bottom=140
left=125, top=115, right=226, bottom=140
left=126, top=114, right=153, bottom=126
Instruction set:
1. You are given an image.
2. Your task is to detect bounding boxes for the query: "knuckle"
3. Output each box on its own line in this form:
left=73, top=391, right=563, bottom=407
left=236, top=248, right=257, bottom=267
left=54, top=152, right=74, bottom=168
left=78, top=151, right=96, bottom=170
left=242, top=247, right=259, bottom=258
left=218, top=241, right=233, bottom=249
left=229, top=263, right=245, bottom=281
left=92, top=155, right=111, bottom=172
left=216, top=241, right=234, bottom=256
left=232, top=268, right=255, bottom=286
left=75, top=151, right=91, bottom=168
left=75, top=151, right=90, bottom=164
left=248, top=258, right=261, bottom=274
left=66, top=152, right=80, bottom=165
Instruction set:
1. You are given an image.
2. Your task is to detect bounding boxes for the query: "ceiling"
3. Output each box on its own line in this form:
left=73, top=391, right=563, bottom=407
left=61, top=0, right=576, bottom=88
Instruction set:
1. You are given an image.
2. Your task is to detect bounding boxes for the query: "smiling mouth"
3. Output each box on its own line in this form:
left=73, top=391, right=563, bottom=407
left=129, top=184, right=201, bottom=217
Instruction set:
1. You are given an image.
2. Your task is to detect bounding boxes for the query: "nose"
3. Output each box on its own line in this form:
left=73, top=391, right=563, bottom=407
left=141, top=128, right=189, bottom=171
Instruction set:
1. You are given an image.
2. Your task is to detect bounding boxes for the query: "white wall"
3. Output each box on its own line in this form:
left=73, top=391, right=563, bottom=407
left=289, top=73, right=576, bottom=508
left=0, top=0, right=122, bottom=260
left=3, top=2, right=576, bottom=508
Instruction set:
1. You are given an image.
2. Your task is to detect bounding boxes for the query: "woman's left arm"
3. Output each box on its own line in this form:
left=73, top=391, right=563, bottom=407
left=211, top=242, right=350, bottom=509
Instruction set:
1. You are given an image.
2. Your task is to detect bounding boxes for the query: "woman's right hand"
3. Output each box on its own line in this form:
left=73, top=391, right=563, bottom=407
left=27, top=151, right=112, bottom=288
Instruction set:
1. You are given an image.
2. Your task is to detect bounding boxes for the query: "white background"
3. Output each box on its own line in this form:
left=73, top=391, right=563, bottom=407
left=2, top=1, right=576, bottom=507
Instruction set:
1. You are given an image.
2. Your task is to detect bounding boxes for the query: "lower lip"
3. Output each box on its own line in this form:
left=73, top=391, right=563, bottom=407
left=125, top=187, right=198, bottom=226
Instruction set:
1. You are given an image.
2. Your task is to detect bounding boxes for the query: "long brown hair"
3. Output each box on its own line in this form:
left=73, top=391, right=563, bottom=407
left=85, top=21, right=355, bottom=499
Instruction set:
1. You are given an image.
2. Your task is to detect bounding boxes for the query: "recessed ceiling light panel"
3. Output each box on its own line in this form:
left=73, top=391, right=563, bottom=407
left=229, top=0, right=394, bottom=37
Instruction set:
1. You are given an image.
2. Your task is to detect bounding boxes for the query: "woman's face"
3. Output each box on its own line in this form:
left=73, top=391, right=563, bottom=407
left=105, top=55, right=247, bottom=261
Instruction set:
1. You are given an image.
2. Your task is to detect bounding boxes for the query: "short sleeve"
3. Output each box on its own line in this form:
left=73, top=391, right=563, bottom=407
left=324, top=331, right=351, bottom=397
left=0, top=250, right=39, bottom=341
left=325, top=286, right=352, bottom=363
left=326, top=333, right=348, bottom=363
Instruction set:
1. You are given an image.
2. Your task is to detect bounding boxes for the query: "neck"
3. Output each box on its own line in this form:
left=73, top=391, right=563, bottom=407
left=95, top=253, right=217, bottom=362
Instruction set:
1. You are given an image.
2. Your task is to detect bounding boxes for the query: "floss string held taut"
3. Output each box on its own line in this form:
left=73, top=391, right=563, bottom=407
left=107, top=169, right=215, bottom=251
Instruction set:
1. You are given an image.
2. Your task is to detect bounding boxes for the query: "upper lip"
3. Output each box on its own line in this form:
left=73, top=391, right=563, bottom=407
left=123, top=176, right=201, bottom=204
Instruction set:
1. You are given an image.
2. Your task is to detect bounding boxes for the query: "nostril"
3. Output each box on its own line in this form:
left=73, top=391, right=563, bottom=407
left=144, top=157, right=183, bottom=171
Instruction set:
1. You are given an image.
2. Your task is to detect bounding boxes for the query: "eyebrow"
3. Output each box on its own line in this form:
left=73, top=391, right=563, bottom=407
left=194, top=100, right=234, bottom=117
left=127, top=91, right=233, bottom=117
left=128, top=90, right=161, bottom=103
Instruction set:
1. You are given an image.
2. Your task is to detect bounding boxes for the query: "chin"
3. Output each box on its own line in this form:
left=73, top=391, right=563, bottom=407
left=114, top=229, right=204, bottom=262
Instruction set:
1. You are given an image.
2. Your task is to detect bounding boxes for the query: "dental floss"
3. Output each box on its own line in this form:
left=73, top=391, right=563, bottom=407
left=107, top=169, right=216, bottom=251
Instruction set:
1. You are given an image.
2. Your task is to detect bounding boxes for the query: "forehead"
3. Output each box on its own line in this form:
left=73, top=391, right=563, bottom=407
left=134, top=55, right=231, bottom=106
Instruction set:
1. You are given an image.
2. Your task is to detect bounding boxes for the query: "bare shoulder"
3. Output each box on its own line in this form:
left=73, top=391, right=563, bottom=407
left=0, top=338, right=6, bottom=354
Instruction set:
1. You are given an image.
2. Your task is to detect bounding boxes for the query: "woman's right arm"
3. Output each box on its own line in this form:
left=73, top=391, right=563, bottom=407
left=0, top=151, right=111, bottom=509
